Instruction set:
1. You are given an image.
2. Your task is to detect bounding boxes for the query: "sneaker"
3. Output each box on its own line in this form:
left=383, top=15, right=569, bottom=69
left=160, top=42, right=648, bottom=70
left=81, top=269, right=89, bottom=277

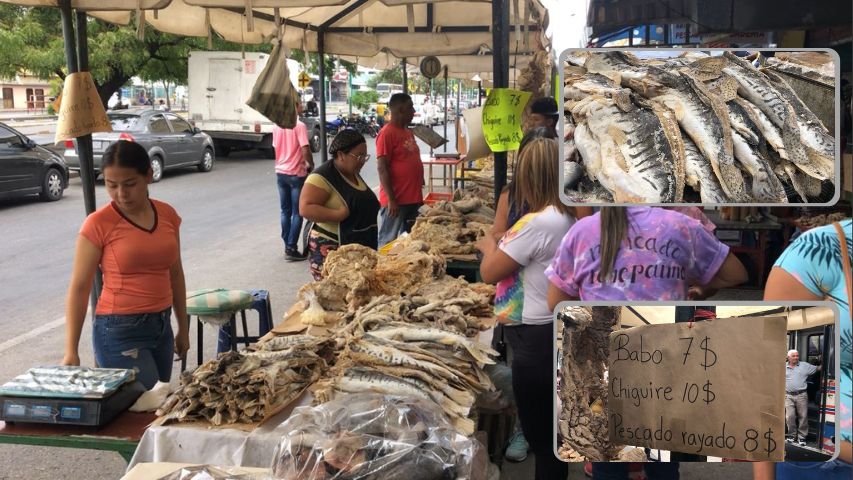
left=798, top=440, right=807, bottom=447
left=504, top=431, right=529, bottom=462
left=285, top=249, right=308, bottom=262
left=786, top=437, right=796, bottom=444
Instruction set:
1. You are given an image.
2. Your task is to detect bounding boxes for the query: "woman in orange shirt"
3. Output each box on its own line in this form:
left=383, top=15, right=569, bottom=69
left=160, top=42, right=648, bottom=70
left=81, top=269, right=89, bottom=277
left=62, top=141, right=189, bottom=389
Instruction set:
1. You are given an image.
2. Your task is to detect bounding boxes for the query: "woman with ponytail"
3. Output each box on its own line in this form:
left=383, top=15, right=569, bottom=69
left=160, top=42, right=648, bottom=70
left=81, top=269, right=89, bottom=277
left=476, top=130, right=576, bottom=480
left=545, top=206, right=747, bottom=479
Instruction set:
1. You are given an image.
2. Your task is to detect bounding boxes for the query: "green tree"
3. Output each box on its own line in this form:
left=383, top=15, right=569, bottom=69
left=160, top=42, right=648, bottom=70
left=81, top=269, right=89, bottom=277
left=289, top=49, right=356, bottom=76
left=0, top=5, right=269, bottom=108
left=351, top=90, right=379, bottom=111
left=366, top=65, right=403, bottom=89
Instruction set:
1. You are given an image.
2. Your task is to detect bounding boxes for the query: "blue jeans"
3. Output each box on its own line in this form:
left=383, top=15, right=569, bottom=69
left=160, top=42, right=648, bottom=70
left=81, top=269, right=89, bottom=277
left=377, top=203, right=421, bottom=247
left=93, top=308, right=174, bottom=389
left=276, top=173, right=305, bottom=250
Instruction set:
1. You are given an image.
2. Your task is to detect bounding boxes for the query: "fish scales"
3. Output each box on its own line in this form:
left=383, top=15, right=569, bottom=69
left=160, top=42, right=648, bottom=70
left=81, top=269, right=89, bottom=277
left=574, top=96, right=678, bottom=202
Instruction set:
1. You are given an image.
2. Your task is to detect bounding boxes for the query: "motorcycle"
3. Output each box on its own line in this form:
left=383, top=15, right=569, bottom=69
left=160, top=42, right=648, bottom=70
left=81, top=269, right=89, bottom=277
left=325, top=115, right=346, bottom=137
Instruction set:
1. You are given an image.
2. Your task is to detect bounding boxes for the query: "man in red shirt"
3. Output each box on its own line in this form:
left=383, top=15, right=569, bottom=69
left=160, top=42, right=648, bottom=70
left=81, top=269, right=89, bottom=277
left=376, top=93, right=423, bottom=247
left=272, top=103, right=314, bottom=261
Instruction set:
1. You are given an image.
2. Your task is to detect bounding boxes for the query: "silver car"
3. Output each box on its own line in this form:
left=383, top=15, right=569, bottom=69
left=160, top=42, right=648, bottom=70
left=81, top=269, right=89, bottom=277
left=64, top=108, right=215, bottom=182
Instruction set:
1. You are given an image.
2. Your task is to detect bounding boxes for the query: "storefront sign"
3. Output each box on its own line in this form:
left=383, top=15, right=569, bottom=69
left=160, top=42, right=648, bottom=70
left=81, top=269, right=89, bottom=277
left=481, top=88, right=531, bottom=152
left=607, top=316, right=786, bottom=461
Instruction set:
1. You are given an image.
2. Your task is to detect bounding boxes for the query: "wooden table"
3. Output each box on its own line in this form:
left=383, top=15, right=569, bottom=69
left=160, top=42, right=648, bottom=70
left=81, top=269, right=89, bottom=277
left=705, top=211, right=783, bottom=288
left=0, top=411, right=155, bottom=462
left=421, top=154, right=465, bottom=195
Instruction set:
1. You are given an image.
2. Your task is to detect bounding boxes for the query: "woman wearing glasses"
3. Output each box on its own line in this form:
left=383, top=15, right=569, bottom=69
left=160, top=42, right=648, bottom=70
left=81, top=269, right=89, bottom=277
left=299, top=129, right=380, bottom=280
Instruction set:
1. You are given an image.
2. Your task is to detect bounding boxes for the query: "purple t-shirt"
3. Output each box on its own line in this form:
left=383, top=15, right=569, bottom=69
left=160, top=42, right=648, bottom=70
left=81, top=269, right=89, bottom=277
left=545, top=207, right=729, bottom=300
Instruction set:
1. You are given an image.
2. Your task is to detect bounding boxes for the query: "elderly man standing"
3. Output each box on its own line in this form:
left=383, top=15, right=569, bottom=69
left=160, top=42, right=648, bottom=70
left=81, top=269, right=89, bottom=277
left=377, top=93, right=422, bottom=247
left=785, top=349, right=820, bottom=446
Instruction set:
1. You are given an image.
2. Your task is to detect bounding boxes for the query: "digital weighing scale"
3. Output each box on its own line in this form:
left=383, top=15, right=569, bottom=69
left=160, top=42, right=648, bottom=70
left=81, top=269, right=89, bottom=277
left=0, top=366, right=145, bottom=427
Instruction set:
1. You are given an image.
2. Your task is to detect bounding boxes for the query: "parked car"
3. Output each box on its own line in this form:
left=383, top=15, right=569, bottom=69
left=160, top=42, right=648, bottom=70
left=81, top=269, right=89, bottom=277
left=64, top=108, right=215, bottom=182
left=0, top=122, right=69, bottom=201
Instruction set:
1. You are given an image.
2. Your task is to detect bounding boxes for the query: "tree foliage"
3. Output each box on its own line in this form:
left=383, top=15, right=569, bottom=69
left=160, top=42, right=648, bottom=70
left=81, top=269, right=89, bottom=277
left=351, top=90, right=379, bottom=111
left=289, top=49, right=356, bottom=77
left=0, top=5, right=269, bottom=107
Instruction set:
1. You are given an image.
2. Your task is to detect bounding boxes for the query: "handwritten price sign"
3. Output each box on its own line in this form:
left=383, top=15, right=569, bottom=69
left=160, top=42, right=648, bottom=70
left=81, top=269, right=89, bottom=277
left=481, top=88, right=531, bottom=152
left=607, top=316, right=787, bottom=461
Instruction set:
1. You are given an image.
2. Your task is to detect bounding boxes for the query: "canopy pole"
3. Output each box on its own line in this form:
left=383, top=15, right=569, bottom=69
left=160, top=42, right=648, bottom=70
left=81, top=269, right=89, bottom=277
left=74, top=11, right=97, bottom=217
left=402, top=58, right=408, bottom=95
left=442, top=66, right=448, bottom=152
left=492, top=0, right=509, bottom=205
left=318, top=31, right=328, bottom=163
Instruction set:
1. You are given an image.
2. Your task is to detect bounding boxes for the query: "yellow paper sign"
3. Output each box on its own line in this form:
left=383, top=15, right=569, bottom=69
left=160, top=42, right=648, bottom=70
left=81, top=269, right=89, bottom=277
left=481, top=88, right=531, bottom=152
left=54, top=72, right=112, bottom=144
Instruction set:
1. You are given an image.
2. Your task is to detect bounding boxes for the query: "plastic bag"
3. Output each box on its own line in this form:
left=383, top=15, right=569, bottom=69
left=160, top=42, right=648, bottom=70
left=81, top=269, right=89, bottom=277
left=246, top=38, right=298, bottom=129
left=270, top=393, right=476, bottom=479
left=157, top=465, right=267, bottom=480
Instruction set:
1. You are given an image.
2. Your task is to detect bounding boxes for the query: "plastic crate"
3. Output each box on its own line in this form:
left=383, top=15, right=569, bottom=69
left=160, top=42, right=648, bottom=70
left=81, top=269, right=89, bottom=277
left=423, top=191, right=453, bottom=205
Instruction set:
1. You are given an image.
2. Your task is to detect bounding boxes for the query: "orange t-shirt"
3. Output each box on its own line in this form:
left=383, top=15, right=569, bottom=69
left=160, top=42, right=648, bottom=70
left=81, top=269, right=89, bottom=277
left=79, top=199, right=181, bottom=315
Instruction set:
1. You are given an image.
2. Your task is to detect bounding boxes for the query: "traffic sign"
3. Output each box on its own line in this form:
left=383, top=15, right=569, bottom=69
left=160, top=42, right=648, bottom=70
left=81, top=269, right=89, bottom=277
left=298, top=71, right=311, bottom=89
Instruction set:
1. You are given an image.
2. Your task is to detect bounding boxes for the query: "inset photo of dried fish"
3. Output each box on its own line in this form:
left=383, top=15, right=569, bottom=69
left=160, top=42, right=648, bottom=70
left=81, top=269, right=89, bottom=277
left=554, top=303, right=842, bottom=464
left=560, top=49, right=839, bottom=205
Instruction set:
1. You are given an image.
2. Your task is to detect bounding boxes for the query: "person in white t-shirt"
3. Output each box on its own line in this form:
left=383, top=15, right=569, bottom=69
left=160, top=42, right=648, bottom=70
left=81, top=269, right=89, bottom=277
left=476, top=132, right=576, bottom=480
left=272, top=103, right=314, bottom=261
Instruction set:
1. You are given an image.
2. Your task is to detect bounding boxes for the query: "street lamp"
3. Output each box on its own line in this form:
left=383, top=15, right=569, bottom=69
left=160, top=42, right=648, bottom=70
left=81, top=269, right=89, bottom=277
left=471, top=74, right=482, bottom=107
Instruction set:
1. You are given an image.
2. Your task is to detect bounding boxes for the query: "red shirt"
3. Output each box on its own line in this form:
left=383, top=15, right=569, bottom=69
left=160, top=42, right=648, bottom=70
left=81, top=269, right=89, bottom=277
left=79, top=199, right=181, bottom=315
left=376, top=124, right=423, bottom=206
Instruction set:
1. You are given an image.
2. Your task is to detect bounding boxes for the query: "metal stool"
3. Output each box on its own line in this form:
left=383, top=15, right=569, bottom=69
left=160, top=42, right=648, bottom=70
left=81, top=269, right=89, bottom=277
left=216, top=289, right=273, bottom=355
left=185, top=289, right=257, bottom=367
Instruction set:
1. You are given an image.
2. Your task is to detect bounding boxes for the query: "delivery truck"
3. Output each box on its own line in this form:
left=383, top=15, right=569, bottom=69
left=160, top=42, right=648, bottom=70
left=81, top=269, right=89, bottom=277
left=187, top=51, right=321, bottom=157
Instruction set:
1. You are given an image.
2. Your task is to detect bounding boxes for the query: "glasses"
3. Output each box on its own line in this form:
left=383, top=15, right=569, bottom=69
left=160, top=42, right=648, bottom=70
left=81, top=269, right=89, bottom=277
left=347, top=152, right=371, bottom=162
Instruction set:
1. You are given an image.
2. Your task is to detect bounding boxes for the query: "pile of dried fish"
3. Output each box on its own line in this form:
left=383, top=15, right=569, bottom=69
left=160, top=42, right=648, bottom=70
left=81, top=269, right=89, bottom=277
left=564, top=51, right=835, bottom=203
left=408, top=196, right=495, bottom=259
left=557, top=306, right=620, bottom=462
left=156, top=335, right=332, bottom=425
left=298, top=241, right=446, bottom=326
left=271, top=393, right=476, bottom=480
left=315, top=323, right=498, bottom=435
left=796, top=211, right=849, bottom=229
left=344, top=288, right=492, bottom=338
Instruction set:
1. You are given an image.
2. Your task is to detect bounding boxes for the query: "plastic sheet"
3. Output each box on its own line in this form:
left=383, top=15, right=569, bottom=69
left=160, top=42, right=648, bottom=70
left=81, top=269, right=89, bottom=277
left=270, top=393, right=476, bottom=480
left=157, top=465, right=267, bottom=480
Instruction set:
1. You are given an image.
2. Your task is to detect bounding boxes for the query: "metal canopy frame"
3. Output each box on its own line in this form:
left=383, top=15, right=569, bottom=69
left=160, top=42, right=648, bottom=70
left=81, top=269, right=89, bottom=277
left=17, top=0, right=540, bottom=220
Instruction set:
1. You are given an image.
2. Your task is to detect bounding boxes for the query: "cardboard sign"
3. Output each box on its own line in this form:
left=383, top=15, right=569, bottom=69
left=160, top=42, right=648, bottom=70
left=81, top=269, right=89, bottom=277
left=481, top=88, right=531, bottom=152
left=607, top=316, right=786, bottom=461
left=54, top=72, right=112, bottom=144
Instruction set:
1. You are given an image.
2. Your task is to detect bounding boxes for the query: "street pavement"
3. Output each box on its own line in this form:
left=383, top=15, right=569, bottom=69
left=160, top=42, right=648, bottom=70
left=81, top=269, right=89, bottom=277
left=0, top=120, right=753, bottom=479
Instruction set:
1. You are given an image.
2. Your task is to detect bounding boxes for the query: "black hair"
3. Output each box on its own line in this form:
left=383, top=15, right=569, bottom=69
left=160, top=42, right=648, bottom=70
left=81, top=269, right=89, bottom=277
left=389, top=93, right=412, bottom=110
left=102, top=140, right=151, bottom=175
left=329, top=128, right=366, bottom=157
left=530, top=96, right=560, bottom=126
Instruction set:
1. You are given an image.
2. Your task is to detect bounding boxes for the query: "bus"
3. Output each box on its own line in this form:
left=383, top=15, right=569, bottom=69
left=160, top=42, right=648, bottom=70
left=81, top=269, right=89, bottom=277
left=376, top=83, right=403, bottom=104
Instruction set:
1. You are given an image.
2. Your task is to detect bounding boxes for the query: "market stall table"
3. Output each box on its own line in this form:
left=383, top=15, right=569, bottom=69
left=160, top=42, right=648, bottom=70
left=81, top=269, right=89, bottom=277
left=422, top=154, right=466, bottom=203
left=704, top=210, right=783, bottom=288
left=0, top=411, right=155, bottom=462
left=128, top=391, right=313, bottom=469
